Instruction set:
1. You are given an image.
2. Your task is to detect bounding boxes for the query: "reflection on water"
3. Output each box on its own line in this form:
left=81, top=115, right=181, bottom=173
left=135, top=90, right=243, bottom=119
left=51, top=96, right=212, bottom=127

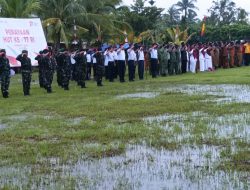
left=163, top=84, right=250, bottom=103
left=116, top=92, right=160, bottom=99
left=0, top=144, right=248, bottom=189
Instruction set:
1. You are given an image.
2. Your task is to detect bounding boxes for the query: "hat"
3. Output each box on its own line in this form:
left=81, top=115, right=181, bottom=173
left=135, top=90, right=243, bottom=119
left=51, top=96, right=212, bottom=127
left=0, top=49, right=6, bottom=53
left=43, top=49, right=49, bottom=54
left=22, top=50, right=28, bottom=54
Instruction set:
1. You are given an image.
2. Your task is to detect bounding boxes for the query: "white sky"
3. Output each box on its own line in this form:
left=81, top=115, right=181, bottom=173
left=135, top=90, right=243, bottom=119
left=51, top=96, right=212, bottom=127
left=122, top=0, right=250, bottom=20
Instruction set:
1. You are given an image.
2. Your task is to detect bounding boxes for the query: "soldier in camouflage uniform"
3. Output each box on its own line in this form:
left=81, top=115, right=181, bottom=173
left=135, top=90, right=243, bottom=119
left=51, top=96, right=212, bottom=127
left=0, top=49, right=11, bottom=98
left=16, top=50, right=32, bottom=96
left=35, top=51, right=44, bottom=88
left=93, top=48, right=104, bottom=86
left=169, top=45, right=176, bottom=75
left=73, top=49, right=87, bottom=88
left=56, top=49, right=71, bottom=90
left=41, top=49, right=55, bottom=93
left=158, top=45, right=169, bottom=76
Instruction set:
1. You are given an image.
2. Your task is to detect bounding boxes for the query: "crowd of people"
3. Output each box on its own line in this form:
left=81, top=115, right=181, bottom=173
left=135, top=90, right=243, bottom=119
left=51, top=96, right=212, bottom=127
left=0, top=39, right=250, bottom=98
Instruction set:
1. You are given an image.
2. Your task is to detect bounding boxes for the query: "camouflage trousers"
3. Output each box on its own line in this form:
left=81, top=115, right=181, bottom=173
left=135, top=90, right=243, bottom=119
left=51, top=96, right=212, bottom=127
left=1, top=73, right=10, bottom=97
left=76, top=64, right=86, bottom=87
left=43, top=70, right=54, bottom=91
left=22, top=71, right=32, bottom=95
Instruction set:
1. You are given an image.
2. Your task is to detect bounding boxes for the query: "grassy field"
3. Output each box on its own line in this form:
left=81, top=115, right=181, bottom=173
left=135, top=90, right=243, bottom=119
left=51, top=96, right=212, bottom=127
left=0, top=67, right=250, bottom=189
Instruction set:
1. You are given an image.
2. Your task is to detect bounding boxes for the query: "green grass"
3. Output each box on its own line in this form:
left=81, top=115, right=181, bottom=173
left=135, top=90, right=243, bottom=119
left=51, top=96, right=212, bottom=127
left=1, top=66, right=250, bottom=188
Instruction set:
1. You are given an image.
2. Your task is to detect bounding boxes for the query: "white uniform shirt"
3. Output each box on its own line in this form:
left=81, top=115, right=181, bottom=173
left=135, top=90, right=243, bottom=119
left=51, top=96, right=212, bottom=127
left=86, top=54, right=92, bottom=63
left=70, top=53, right=76, bottom=64
left=117, top=49, right=126, bottom=61
left=92, top=53, right=97, bottom=64
left=150, top=48, right=158, bottom=59
left=128, top=49, right=136, bottom=61
left=138, top=50, right=144, bottom=61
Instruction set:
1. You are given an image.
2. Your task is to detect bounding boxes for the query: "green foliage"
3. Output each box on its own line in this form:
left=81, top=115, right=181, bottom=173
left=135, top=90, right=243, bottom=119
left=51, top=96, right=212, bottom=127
left=189, top=23, right=250, bottom=42
left=0, top=0, right=41, bottom=18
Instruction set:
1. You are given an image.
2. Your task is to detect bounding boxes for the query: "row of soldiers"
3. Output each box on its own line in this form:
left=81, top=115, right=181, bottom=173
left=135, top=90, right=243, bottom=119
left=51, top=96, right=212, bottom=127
left=1, top=40, right=250, bottom=98
left=0, top=49, right=32, bottom=98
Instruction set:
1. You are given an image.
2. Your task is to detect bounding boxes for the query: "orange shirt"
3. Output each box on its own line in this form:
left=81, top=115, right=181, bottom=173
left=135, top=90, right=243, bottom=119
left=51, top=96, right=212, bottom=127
left=244, top=43, right=250, bottom=54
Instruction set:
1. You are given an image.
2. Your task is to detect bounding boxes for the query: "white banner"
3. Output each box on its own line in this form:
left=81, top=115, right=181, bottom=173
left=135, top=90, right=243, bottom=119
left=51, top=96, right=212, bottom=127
left=0, top=18, right=47, bottom=67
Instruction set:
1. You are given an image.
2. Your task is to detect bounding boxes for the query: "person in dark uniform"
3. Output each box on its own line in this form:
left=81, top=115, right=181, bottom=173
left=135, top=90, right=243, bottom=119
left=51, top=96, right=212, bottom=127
left=73, top=49, right=87, bottom=88
left=16, top=50, right=32, bottom=96
left=180, top=42, right=188, bottom=73
left=41, top=49, right=55, bottom=93
left=56, top=49, right=71, bottom=90
left=35, top=50, right=44, bottom=88
left=93, top=48, right=104, bottom=86
left=0, top=49, right=11, bottom=98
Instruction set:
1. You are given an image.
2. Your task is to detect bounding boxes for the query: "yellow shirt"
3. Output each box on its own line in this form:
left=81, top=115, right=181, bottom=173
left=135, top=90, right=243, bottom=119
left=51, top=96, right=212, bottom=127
left=244, top=43, right=250, bottom=54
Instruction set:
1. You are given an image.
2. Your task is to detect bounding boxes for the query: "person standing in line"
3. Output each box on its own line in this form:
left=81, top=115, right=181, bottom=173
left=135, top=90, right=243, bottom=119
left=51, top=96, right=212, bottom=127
left=35, top=50, right=44, bottom=88
left=199, top=44, right=206, bottom=72
left=149, top=43, right=158, bottom=78
left=86, top=49, right=92, bottom=80
left=93, top=48, right=104, bottom=86
left=116, top=44, right=126, bottom=82
left=180, top=42, right=188, bottom=73
left=113, top=47, right=118, bottom=79
left=56, top=49, right=71, bottom=90
left=92, top=49, right=97, bottom=79
left=127, top=44, right=136, bottom=81
left=104, top=48, right=109, bottom=80
left=16, top=50, right=32, bottom=96
left=227, top=42, right=235, bottom=68
left=137, top=46, right=145, bottom=80
left=244, top=40, right=250, bottom=66
left=104, top=47, right=115, bottom=82
left=0, top=49, right=10, bottom=98
left=74, top=49, right=87, bottom=88
left=41, top=49, right=55, bottom=93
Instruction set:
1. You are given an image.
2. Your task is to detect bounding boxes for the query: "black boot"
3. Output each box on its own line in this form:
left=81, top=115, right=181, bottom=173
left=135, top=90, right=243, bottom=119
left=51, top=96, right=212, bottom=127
left=2, top=91, right=8, bottom=98
left=64, top=86, right=69, bottom=91
left=47, top=87, right=52, bottom=93
left=81, top=82, right=86, bottom=88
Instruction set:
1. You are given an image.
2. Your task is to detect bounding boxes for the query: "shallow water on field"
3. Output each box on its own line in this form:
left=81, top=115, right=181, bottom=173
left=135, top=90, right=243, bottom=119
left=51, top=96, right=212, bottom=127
left=116, top=92, right=160, bottom=99
left=162, top=84, right=250, bottom=103
left=0, top=144, right=248, bottom=190
left=0, top=123, right=7, bottom=130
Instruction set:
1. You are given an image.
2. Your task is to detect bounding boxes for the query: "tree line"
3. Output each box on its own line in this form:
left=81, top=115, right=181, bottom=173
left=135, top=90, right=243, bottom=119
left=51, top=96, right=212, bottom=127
left=0, top=0, right=249, bottom=47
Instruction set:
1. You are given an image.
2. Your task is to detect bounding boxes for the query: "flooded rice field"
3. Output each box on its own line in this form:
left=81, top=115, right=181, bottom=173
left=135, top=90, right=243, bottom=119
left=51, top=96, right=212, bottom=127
left=1, top=84, right=250, bottom=189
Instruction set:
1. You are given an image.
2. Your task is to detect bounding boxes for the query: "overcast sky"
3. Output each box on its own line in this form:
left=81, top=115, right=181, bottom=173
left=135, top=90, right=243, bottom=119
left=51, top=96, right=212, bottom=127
left=122, top=0, right=250, bottom=20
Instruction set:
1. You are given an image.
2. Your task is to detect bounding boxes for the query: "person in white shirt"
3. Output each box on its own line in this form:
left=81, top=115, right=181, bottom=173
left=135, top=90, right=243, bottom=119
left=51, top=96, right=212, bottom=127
left=149, top=43, right=158, bottom=78
left=86, top=50, right=92, bottom=80
left=104, top=48, right=109, bottom=79
left=92, top=49, right=97, bottom=78
left=137, top=46, right=145, bottom=80
left=116, top=44, right=126, bottom=82
left=127, top=44, right=136, bottom=81
left=113, top=48, right=118, bottom=79
left=104, top=46, right=115, bottom=82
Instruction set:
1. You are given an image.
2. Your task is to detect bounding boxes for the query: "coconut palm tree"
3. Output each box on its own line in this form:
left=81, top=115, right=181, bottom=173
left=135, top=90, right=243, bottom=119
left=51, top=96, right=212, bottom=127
left=0, top=0, right=41, bottom=17
left=175, top=0, right=198, bottom=23
left=40, top=0, right=88, bottom=48
left=166, top=26, right=196, bottom=45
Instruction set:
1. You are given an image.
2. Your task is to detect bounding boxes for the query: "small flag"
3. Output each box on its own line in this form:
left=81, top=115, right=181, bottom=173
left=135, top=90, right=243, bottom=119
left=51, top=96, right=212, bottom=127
left=201, top=16, right=207, bottom=37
